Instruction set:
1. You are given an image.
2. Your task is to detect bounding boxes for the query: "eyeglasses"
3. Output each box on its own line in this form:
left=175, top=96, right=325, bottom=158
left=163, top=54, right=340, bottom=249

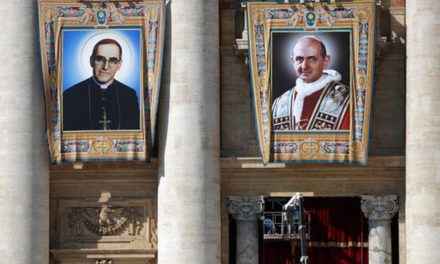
left=94, top=55, right=120, bottom=67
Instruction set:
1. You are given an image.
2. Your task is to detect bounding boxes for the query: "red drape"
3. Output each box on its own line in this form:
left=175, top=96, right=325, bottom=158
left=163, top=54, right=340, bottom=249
left=262, top=197, right=368, bottom=264
left=261, top=242, right=294, bottom=264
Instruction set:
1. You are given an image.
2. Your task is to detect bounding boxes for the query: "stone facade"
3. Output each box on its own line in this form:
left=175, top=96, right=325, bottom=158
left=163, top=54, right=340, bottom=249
left=50, top=163, right=158, bottom=263
left=157, top=0, right=221, bottom=263
left=406, top=1, right=440, bottom=264
left=0, top=1, right=49, bottom=263
left=0, top=1, right=413, bottom=264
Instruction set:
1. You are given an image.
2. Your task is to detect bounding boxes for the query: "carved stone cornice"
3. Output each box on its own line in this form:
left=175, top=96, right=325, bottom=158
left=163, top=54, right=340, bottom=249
left=227, top=196, right=264, bottom=220
left=361, top=195, right=398, bottom=220
left=51, top=249, right=157, bottom=264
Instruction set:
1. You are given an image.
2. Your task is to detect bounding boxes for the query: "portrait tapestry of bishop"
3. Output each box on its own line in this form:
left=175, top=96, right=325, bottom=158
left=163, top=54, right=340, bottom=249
left=63, top=38, right=140, bottom=131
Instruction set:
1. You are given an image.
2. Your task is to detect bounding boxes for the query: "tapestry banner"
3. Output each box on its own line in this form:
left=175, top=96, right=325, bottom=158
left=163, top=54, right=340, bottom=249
left=247, top=0, right=375, bottom=164
left=38, top=0, right=165, bottom=163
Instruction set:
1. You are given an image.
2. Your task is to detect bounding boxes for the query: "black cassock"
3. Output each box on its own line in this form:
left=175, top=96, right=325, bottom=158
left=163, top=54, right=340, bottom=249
left=63, top=77, right=140, bottom=131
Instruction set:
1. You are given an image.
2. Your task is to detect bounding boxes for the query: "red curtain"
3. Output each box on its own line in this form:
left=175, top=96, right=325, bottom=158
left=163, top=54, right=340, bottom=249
left=261, top=242, right=294, bottom=264
left=262, top=197, right=368, bottom=264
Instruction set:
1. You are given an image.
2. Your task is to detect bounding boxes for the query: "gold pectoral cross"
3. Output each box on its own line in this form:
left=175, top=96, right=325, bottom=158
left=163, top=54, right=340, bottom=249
left=99, top=107, right=111, bottom=130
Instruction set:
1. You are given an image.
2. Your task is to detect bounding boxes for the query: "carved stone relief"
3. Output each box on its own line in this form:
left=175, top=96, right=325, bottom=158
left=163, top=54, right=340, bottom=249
left=56, top=195, right=156, bottom=249
left=68, top=204, right=144, bottom=236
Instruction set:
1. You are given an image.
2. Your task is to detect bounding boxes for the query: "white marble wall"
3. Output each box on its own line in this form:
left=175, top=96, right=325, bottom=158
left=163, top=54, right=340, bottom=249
left=406, top=1, right=440, bottom=263
left=0, top=1, right=49, bottom=263
left=157, top=0, right=221, bottom=263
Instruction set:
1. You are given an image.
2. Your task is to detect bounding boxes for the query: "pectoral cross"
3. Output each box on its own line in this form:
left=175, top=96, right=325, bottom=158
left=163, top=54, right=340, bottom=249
left=99, top=107, right=111, bottom=130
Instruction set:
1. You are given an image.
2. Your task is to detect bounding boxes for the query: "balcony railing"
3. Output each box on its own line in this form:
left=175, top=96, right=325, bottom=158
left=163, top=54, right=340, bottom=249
left=261, top=211, right=311, bottom=241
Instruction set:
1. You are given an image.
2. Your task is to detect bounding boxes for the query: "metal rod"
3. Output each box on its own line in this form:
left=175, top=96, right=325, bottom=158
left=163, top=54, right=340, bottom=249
left=297, top=196, right=308, bottom=264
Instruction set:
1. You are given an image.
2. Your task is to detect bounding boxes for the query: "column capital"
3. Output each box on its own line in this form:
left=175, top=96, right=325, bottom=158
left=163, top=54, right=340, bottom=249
left=361, top=195, right=399, bottom=220
left=227, top=196, right=264, bottom=221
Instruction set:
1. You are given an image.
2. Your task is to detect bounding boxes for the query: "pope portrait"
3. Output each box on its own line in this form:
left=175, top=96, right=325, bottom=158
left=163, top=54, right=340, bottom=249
left=272, top=36, right=350, bottom=131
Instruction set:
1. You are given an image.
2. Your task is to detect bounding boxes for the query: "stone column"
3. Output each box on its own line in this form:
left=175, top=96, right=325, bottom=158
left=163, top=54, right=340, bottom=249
left=361, top=195, right=398, bottom=264
left=157, top=0, right=220, bottom=263
left=0, top=1, right=49, bottom=263
left=407, top=1, right=440, bottom=264
left=227, top=196, right=264, bottom=264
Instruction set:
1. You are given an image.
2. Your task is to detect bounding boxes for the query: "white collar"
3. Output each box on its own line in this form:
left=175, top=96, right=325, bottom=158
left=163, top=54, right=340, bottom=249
left=295, top=69, right=342, bottom=97
left=92, top=76, right=114, bottom=90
